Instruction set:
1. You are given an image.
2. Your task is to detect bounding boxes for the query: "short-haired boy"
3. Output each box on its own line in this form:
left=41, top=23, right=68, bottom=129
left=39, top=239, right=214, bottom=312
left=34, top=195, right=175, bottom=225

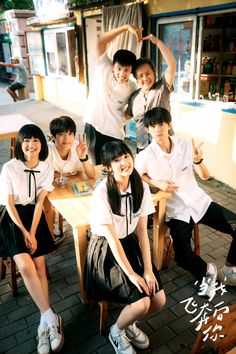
left=135, top=107, right=236, bottom=298
left=47, top=116, right=95, bottom=239
left=84, top=24, right=142, bottom=164
left=48, top=116, right=95, bottom=179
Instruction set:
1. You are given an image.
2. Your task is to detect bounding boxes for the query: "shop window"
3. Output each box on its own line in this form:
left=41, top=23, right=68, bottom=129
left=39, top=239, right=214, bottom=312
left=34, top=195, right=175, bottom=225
left=26, top=31, right=45, bottom=76
left=199, top=13, right=236, bottom=101
left=155, top=10, right=236, bottom=102
left=44, top=27, right=77, bottom=77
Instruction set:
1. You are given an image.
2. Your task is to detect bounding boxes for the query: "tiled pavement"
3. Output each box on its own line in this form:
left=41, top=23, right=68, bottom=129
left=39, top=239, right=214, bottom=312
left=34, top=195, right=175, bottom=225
left=0, top=82, right=236, bottom=354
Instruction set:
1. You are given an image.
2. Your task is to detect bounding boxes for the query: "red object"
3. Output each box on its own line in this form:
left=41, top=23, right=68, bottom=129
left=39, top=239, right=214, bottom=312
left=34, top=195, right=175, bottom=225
left=169, top=34, right=173, bottom=52
left=178, top=33, right=183, bottom=57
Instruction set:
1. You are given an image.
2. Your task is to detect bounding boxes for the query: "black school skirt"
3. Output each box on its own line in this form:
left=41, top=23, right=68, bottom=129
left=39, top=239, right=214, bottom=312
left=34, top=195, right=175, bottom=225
left=84, top=232, right=163, bottom=303
left=0, top=204, right=55, bottom=258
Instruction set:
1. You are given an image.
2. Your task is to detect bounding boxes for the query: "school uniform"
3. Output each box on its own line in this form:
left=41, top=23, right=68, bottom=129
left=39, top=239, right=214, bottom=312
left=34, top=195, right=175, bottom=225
left=83, top=52, right=137, bottom=164
left=135, top=137, right=236, bottom=280
left=127, top=77, right=173, bottom=150
left=0, top=159, right=55, bottom=258
left=47, top=140, right=84, bottom=175
left=85, top=179, right=163, bottom=303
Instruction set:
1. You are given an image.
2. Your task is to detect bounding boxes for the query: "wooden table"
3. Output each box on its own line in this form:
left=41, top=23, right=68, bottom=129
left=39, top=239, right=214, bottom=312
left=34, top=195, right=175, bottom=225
left=44, top=167, right=170, bottom=303
left=0, top=113, right=33, bottom=157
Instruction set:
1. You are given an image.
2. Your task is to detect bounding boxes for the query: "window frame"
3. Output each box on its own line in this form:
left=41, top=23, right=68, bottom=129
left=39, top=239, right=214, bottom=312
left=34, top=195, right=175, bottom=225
left=156, top=15, right=197, bottom=100
left=43, top=26, right=77, bottom=78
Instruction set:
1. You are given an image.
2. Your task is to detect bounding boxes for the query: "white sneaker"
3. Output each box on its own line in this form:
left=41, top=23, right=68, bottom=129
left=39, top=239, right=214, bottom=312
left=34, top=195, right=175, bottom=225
left=48, top=315, right=64, bottom=352
left=198, top=263, right=217, bottom=299
left=37, top=327, right=50, bottom=354
left=126, top=322, right=149, bottom=349
left=218, top=266, right=236, bottom=286
left=109, top=325, right=136, bottom=354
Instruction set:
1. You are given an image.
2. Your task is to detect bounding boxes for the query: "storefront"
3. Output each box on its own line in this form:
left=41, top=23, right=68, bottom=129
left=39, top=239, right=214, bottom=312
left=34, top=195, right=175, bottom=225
left=26, top=0, right=87, bottom=114
left=148, top=1, right=236, bottom=189
left=0, top=9, right=35, bottom=88
left=27, top=0, right=236, bottom=189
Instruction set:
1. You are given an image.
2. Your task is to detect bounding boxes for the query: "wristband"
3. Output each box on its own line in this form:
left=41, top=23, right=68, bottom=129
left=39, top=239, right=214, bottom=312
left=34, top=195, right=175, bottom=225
left=79, top=155, right=89, bottom=162
left=193, top=158, right=203, bottom=165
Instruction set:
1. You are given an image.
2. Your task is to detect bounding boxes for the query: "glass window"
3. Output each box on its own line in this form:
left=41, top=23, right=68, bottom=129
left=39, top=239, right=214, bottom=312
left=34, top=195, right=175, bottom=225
left=26, top=31, right=45, bottom=76
left=44, top=27, right=77, bottom=77
left=157, top=16, right=196, bottom=99
left=56, top=32, right=68, bottom=75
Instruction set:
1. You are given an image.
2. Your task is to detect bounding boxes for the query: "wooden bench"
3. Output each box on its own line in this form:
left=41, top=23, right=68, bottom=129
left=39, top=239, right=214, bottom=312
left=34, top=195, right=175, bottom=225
left=191, top=303, right=236, bottom=354
left=18, top=86, right=30, bottom=100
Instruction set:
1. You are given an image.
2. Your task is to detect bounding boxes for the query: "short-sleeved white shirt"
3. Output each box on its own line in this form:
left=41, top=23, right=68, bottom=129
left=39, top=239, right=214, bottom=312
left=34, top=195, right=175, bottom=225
left=0, top=159, right=54, bottom=205
left=135, top=137, right=212, bottom=223
left=83, top=52, right=137, bottom=140
left=89, top=179, right=155, bottom=238
left=46, top=141, right=83, bottom=175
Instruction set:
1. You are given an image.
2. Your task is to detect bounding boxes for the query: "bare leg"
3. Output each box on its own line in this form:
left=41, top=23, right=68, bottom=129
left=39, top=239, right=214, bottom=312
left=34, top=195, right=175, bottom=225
left=7, top=88, right=18, bottom=102
left=146, top=289, right=166, bottom=316
left=117, top=297, right=150, bottom=330
left=116, top=290, right=166, bottom=330
left=33, top=256, right=49, bottom=303
left=13, top=253, right=49, bottom=312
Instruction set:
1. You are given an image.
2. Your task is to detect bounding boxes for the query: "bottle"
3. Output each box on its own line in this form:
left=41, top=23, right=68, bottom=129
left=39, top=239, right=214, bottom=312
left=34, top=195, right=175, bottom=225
left=226, top=61, right=233, bottom=75
left=205, top=58, right=213, bottom=74
left=229, top=38, right=235, bottom=52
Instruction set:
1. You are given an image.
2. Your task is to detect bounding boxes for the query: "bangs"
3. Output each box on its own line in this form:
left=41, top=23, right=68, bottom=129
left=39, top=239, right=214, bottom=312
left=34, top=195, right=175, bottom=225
left=50, top=116, right=76, bottom=136
left=18, top=124, right=44, bottom=141
left=101, top=141, right=133, bottom=166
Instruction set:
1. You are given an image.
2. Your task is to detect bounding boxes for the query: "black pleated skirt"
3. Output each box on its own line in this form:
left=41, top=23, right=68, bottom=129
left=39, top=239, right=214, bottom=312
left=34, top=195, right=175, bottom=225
left=0, top=204, right=55, bottom=258
left=84, top=232, right=163, bottom=303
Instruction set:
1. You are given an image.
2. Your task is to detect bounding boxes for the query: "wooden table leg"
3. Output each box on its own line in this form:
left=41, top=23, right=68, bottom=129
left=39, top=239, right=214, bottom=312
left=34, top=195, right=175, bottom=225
left=72, top=226, right=89, bottom=304
left=153, top=198, right=168, bottom=270
left=43, top=196, right=54, bottom=237
left=10, top=138, right=16, bottom=158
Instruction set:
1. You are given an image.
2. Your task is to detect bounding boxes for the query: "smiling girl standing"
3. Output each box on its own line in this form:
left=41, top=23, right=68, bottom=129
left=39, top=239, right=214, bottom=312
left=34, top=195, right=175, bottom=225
left=0, top=124, right=64, bottom=354
left=85, top=141, right=166, bottom=354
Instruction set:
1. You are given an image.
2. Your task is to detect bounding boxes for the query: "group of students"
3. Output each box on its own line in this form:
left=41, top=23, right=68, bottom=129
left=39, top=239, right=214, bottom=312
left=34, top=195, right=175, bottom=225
left=0, top=23, right=235, bottom=354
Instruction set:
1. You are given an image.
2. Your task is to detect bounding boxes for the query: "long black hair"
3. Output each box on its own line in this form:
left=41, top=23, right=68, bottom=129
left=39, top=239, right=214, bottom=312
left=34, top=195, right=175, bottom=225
left=100, top=141, right=144, bottom=215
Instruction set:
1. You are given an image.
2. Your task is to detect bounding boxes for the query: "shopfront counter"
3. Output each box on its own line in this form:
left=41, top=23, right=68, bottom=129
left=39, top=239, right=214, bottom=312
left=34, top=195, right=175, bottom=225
left=171, top=100, right=236, bottom=189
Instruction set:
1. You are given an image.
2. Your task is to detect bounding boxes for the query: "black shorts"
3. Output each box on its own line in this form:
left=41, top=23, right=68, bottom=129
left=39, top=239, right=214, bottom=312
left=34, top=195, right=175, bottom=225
left=8, top=82, right=25, bottom=92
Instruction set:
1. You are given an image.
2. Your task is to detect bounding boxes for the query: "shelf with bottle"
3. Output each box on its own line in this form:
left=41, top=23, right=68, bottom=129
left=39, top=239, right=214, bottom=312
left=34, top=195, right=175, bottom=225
left=200, top=56, right=221, bottom=75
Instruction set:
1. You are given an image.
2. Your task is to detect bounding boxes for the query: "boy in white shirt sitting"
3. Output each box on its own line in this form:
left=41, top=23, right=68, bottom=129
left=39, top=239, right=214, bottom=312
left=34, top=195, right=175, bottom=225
left=135, top=107, right=236, bottom=298
left=47, top=116, right=95, bottom=238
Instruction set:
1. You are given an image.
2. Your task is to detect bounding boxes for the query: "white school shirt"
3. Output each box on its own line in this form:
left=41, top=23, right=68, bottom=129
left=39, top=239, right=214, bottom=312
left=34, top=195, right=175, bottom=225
left=89, top=179, right=155, bottom=239
left=46, top=141, right=83, bottom=175
left=83, top=52, right=137, bottom=140
left=135, top=137, right=212, bottom=223
left=0, top=159, right=54, bottom=205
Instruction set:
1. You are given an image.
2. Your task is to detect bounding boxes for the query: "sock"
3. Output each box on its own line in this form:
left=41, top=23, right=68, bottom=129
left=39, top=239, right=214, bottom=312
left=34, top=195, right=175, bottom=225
left=40, top=308, right=57, bottom=328
left=207, top=263, right=215, bottom=274
left=111, top=322, right=123, bottom=336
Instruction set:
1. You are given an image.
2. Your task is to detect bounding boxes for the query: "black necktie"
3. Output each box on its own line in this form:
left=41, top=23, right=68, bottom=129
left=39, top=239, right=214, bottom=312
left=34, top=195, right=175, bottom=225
left=24, top=169, right=40, bottom=203
left=121, top=192, right=132, bottom=236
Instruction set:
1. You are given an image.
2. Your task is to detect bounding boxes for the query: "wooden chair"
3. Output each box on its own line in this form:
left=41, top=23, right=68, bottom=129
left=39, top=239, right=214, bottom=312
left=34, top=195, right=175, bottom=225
left=0, top=257, right=19, bottom=296
left=0, top=257, right=50, bottom=297
left=191, top=303, right=236, bottom=354
left=162, top=223, right=200, bottom=269
left=99, top=300, right=109, bottom=335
